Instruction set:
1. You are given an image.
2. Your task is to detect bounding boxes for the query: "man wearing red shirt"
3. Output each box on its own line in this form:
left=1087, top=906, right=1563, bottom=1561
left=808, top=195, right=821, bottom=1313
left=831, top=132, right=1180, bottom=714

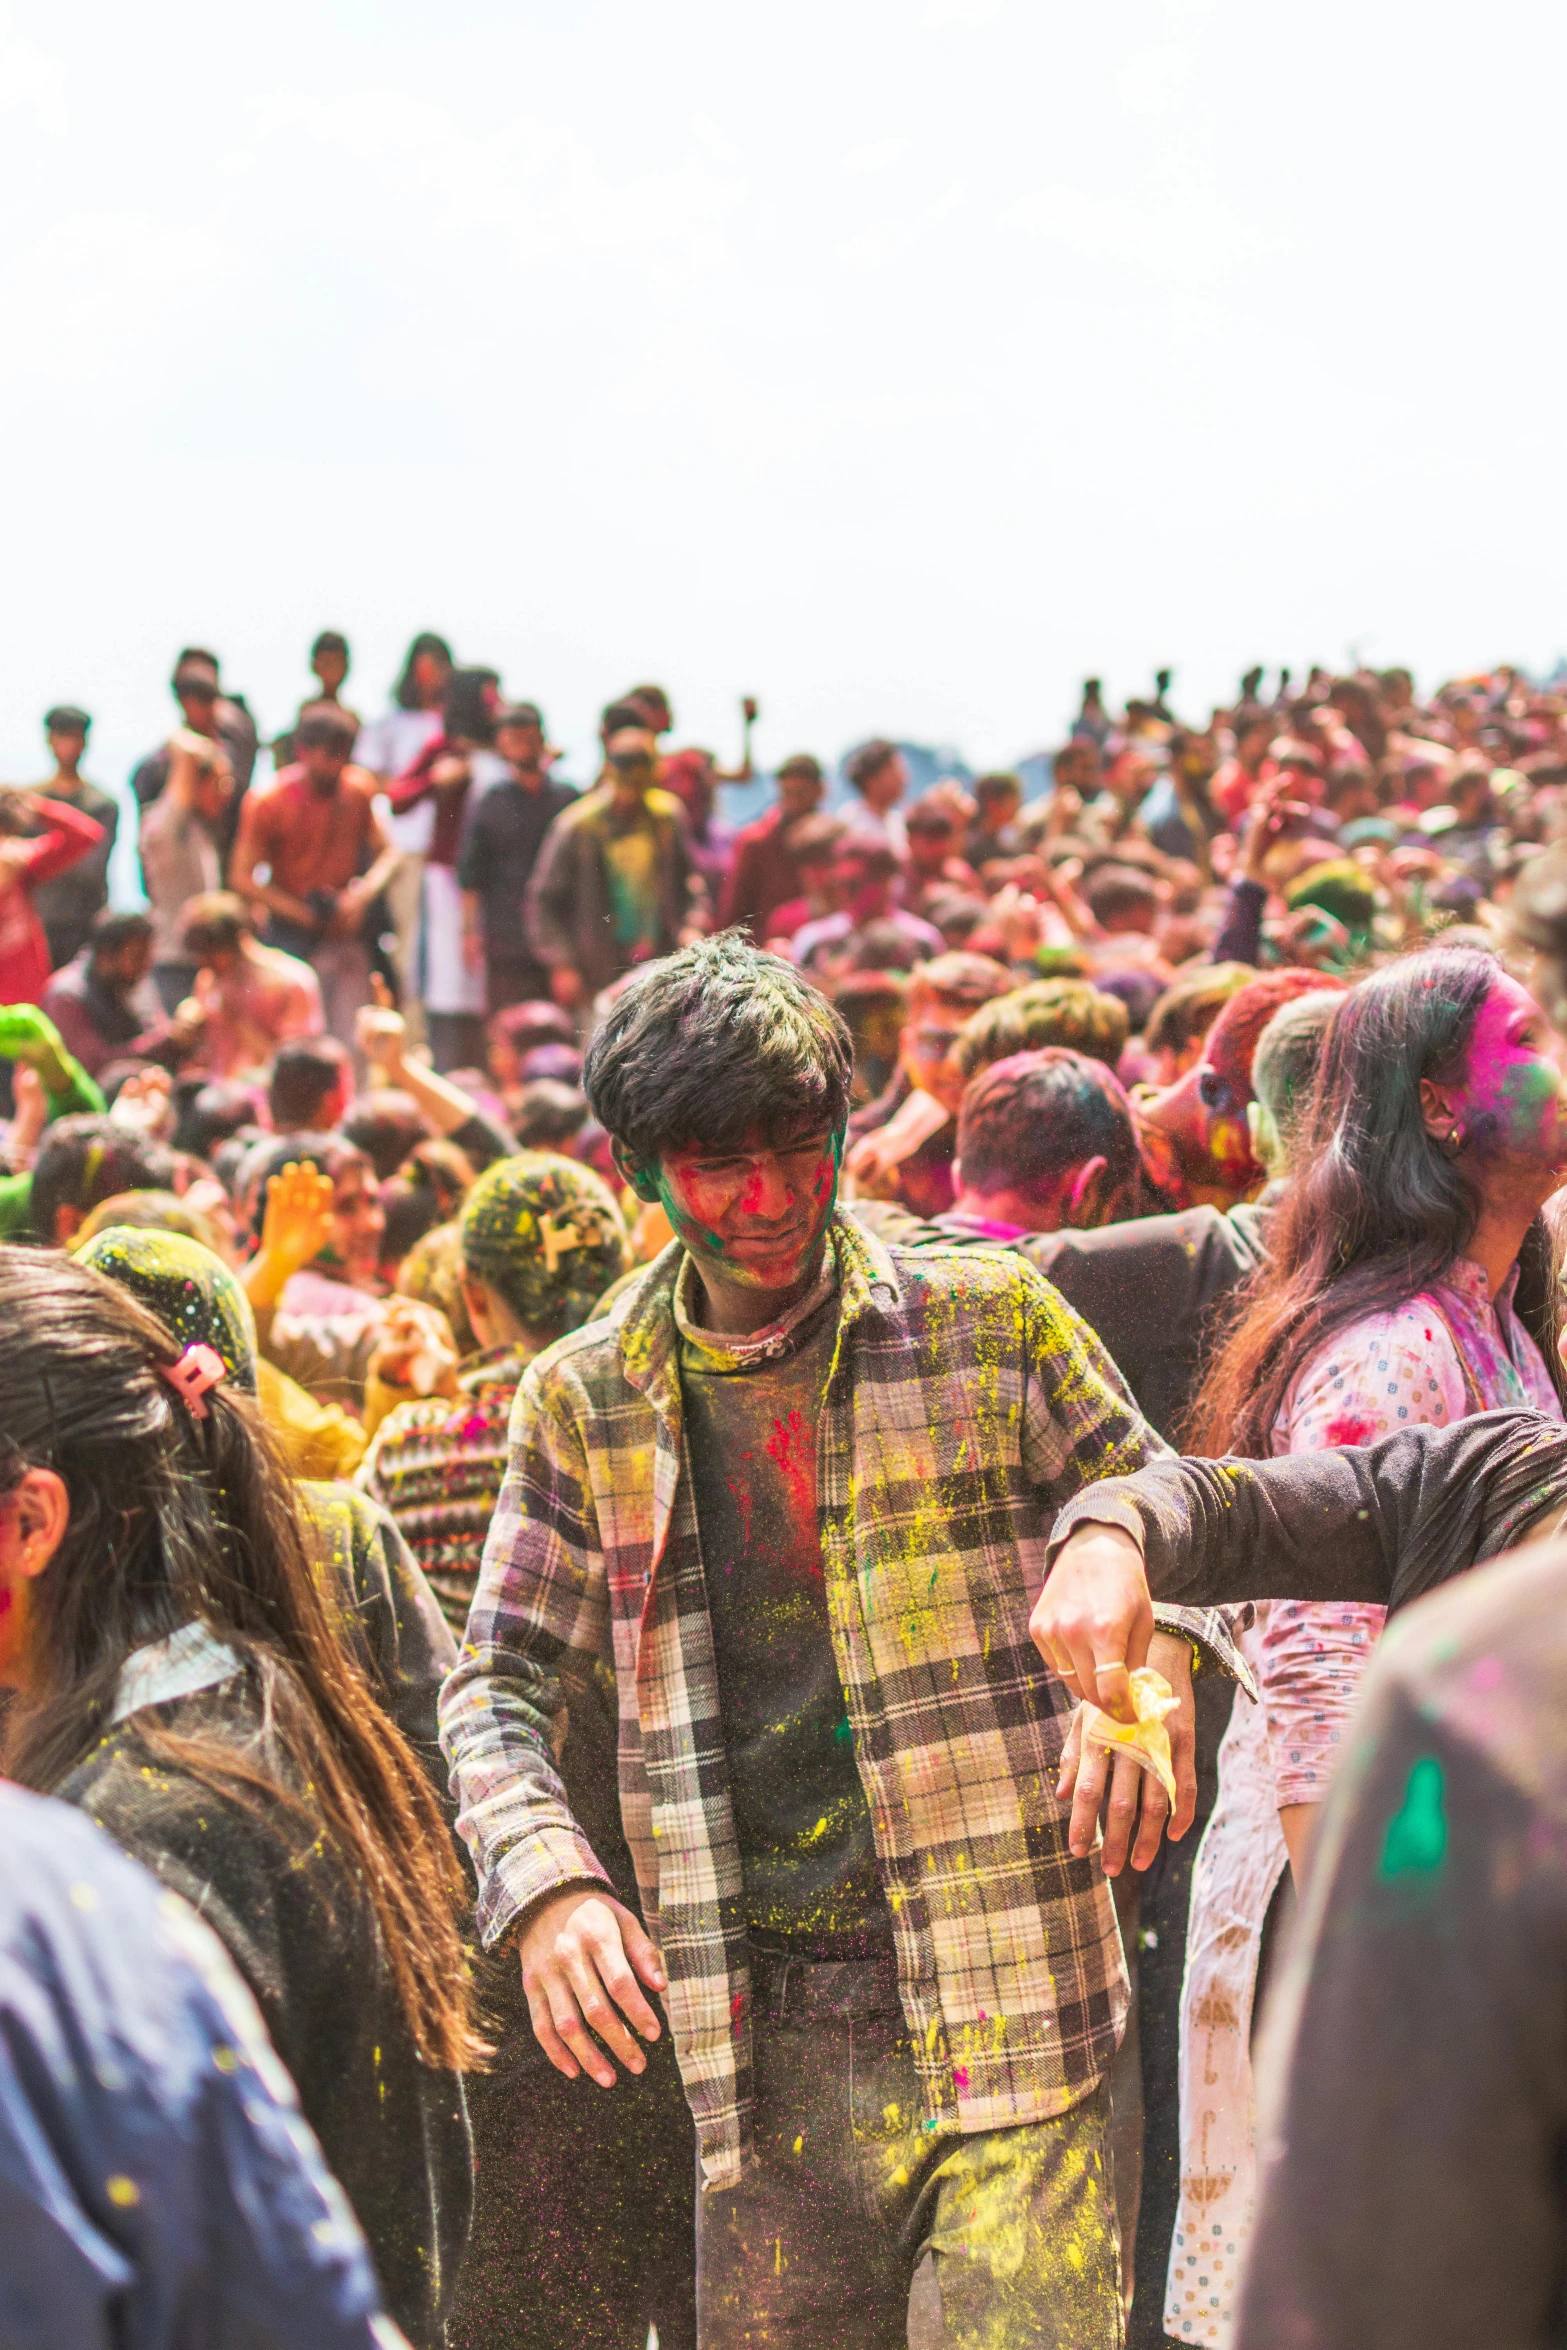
left=230, top=704, right=399, bottom=1055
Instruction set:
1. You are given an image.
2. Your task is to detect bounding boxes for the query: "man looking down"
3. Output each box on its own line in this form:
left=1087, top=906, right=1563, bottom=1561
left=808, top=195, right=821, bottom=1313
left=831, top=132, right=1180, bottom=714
left=440, top=931, right=1248, bottom=2349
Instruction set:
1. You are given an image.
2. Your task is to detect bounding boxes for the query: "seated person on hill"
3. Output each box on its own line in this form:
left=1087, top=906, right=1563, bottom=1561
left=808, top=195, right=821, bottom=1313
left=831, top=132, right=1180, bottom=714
left=39, top=910, right=184, bottom=1080
left=179, top=892, right=323, bottom=1078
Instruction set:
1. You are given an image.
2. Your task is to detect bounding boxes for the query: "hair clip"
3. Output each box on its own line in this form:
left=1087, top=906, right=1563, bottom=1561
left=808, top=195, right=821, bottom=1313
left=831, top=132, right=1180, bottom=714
left=159, top=1342, right=227, bottom=1420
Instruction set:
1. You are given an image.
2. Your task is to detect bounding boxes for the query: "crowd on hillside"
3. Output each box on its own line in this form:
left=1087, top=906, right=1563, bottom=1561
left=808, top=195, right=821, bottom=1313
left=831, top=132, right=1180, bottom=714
left=5, top=633, right=1567, bottom=2350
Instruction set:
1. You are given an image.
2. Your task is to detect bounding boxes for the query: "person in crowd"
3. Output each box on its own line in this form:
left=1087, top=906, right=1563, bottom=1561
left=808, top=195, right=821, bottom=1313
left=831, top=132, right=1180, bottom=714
left=484, top=998, right=579, bottom=1121
left=22, top=704, right=119, bottom=968
left=178, top=891, right=323, bottom=1076
left=0, top=786, right=106, bottom=1008
left=1139, top=962, right=1253, bottom=1086
left=791, top=836, right=943, bottom=977
left=839, top=735, right=909, bottom=855
left=19, top=1110, right=173, bottom=1246
left=720, top=752, right=826, bottom=934
left=457, top=700, right=577, bottom=1014
left=130, top=649, right=258, bottom=853
left=383, top=667, right=503, bottom=1070
left=136, top=724, right=234, bottom=1011
left=269, top=1033, right=353, bottom=1135
left=40, top=909, right=167, bottom=1079
left=439, top=931, right=1248, bottom=2350
left=759, top=810, right=844, bottom=944
left=524, top=725, right=704, bottom=1013
left=965, top=769, right=1025, bottom=869
left=352, top=630, right=455, bottom=1031
left=843, top=949, right=1012, bottom=1212
left=1143, top=943, right=1566, bottom=2343
left=0, top=1252, right=475, bottom=2347
left=1131, top=965, right=1328, bottom=1209
left=909, top=1047, right=1143, bottom=1243
left=0, top=1780, right=407, bottom=2350
left=902, top=792, right=978, bottom=915
left=229, top=703, right=400, bottom=1055
left=356, top=1152, right=698, bottom=2350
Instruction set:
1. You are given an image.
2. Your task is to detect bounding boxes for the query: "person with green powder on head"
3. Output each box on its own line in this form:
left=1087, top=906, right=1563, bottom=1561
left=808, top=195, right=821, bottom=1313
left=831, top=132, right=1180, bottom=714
left=439, top=929, right=1253, bottom=2350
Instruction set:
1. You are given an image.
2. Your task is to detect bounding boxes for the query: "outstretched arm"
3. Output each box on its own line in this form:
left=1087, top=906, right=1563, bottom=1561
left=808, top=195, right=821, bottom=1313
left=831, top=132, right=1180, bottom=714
left=1034, top=1411, right=1567, bottom=1701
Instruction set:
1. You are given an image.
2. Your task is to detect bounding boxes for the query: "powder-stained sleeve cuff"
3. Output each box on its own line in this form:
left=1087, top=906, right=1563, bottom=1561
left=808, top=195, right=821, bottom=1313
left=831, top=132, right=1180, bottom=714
left=1153, top=1601, right=1258, bottom=1699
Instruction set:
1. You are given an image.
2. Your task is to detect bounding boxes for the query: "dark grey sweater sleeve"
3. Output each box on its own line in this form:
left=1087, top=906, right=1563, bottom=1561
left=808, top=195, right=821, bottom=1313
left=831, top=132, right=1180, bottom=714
left=1045, top=1410, right=1567, bottom=1614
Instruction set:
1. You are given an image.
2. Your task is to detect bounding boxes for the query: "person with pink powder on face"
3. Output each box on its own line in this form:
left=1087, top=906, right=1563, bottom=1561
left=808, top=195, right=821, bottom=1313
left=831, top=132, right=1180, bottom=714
left=1154, top=943, right=1567, bottom=2346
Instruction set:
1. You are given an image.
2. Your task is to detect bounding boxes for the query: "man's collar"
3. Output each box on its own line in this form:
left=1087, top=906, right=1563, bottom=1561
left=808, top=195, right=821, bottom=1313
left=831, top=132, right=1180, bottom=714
left=617, top=1208, right=901, bottom=1406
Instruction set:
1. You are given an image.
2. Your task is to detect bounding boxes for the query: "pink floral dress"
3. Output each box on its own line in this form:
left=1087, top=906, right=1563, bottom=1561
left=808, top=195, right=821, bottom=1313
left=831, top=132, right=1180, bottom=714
left=1165, top=1257, right=1562, bottom=2345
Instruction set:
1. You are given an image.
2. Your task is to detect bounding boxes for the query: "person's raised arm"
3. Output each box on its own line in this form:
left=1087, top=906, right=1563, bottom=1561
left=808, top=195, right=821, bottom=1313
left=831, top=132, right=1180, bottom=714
left=11, top=793, right=104, bottom=886
left=354, top=994, right=513, bottom=1164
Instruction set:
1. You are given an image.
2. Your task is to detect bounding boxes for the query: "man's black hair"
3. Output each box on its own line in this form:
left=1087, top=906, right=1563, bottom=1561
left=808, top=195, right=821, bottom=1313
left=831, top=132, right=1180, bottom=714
left=30, top=1115, right=175, bottom=1243
left=973, top=770, right=1022, bottom=808
left=171, top=1077, right=259, bottom=1163
left=844, top=738, right=900, bottom=796
left=88, top=908, right=154, bottom=958
left=394, top=632, right=453, bottom=711
left=512, top=1080, right=590, bottom=1150
left=268, top=1037, right=351, bottom=1133
left=600, top=696, right=646, bottom=737
left=340, top=1091, right=431, bottom=1181
left=443, top=667, right=499, bottom=747
left=311, top=629, right=350, bottom=661
left=957, top=1049, right=1139, bottom=1199
left=583, top=931, right=852, bottom=1164
left=295, top=701, right=358, bottom=751
left=44, top=704, right=91, bottom=735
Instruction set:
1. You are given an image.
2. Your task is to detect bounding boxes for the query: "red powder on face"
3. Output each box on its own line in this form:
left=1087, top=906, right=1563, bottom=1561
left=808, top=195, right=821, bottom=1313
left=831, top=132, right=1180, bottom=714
left=0, top=1588, right=11, bottom=1621
left=739, top=1167, right=766, bottom=1216
left=1322, top=1411, right=1377, bottom=1446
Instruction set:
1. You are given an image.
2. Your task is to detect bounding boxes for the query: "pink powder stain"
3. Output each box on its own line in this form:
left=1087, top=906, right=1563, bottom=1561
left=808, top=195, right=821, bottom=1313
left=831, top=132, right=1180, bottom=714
left=1322, top=1411, right=1377, bottom=1446
left=1470, top=1655, right=1504, bottom=1692
left=0, top=1588, right=10, bottom=1621
left=952, top=2064, right=970, bottom=2090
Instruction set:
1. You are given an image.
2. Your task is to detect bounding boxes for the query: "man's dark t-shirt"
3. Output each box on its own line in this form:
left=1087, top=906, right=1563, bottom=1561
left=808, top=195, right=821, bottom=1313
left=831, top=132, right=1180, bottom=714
left=676, top=1267, right=894, bottom=1956
left=456, top=772, right=576, bottom=961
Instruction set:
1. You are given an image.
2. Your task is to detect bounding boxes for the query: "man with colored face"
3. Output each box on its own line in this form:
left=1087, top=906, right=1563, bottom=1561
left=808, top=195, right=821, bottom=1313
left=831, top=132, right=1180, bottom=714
left=440, top=932, right=1250, bottom=2349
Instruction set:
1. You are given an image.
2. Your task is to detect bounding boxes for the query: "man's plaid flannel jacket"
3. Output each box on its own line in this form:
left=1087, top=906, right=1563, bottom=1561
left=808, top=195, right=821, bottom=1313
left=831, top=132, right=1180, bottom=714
left=439, top=1211, right=1250, bottom=2190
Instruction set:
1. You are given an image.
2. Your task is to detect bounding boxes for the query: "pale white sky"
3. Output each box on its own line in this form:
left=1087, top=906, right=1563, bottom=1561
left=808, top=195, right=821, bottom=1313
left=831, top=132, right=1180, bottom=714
left=2, top=0, right=1564, bottom=873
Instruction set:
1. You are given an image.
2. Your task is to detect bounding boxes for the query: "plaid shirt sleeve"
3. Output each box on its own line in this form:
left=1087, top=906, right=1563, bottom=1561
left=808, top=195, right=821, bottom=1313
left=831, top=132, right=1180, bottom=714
left=1014, top=1259, right=1252, bottom=1686
left=438, top=1353, right=618, bottom=1946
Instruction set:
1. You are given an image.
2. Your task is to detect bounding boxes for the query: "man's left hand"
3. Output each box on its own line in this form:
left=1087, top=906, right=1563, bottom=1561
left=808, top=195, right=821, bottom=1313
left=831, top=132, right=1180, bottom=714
left=1056, top=1629, right=1197, bottom=1877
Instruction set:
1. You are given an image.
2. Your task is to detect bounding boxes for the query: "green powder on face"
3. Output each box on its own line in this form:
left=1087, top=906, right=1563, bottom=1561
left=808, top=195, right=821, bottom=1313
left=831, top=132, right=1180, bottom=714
left=1379, top=1754, right=1447, bottom=1878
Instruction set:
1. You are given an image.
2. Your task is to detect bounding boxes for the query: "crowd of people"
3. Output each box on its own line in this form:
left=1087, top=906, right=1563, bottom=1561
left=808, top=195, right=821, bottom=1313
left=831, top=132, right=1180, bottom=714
left=5, top=634, right=1567, bottom=2348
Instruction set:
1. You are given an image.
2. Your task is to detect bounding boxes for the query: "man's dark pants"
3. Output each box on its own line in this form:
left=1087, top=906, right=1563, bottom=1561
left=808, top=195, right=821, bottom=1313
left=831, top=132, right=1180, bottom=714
left=697, top=1951, right=1124, bottom=2349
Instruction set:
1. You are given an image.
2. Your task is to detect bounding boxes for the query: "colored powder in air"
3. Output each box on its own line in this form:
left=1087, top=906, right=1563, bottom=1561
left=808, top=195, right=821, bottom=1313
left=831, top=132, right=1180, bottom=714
left=1380, top=1754, right=1447, bottom=1878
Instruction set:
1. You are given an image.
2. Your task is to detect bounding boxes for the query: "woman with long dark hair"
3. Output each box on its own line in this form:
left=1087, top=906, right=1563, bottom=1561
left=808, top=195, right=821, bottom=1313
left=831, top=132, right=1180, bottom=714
left=0, top=1251, right=478, bottom=2349
left=1167, top=943, right=1567, bottom=2346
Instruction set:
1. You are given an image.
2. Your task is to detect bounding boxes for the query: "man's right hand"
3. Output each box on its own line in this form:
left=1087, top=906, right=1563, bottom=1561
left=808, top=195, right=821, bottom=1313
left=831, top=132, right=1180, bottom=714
left=1029, top=1522, right=1153, bottom=1725
left=518, top=1888, right=667, bottom=2088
